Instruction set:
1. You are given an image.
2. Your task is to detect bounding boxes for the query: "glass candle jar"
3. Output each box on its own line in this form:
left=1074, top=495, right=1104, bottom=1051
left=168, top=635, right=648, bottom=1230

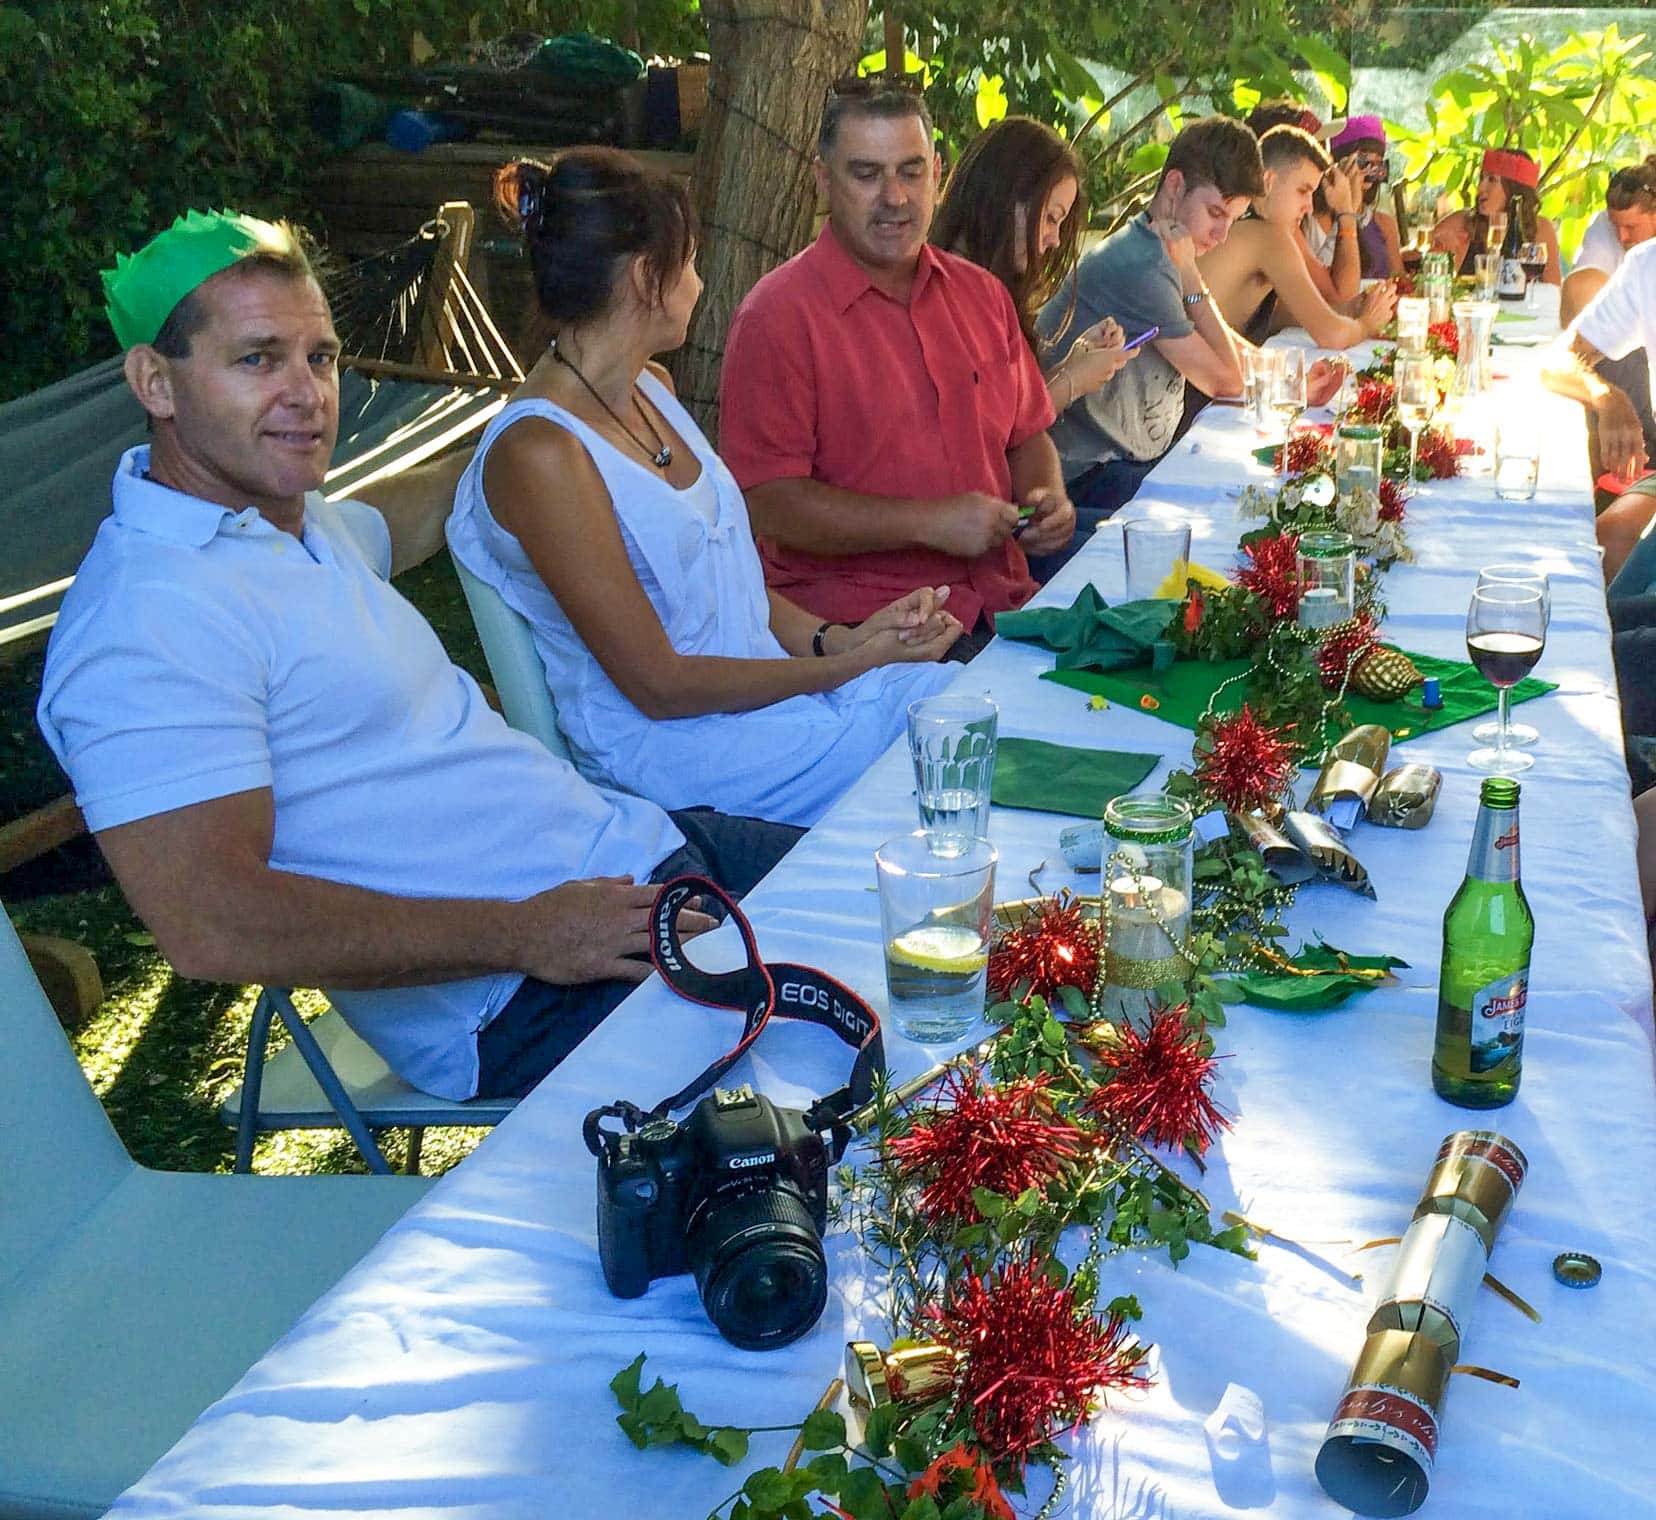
left=1335, top=425, right=1383, bottom=497
left=1298, top=530, right=1358, bottom=631
left=1096, top=793, right=1193, bottom=1028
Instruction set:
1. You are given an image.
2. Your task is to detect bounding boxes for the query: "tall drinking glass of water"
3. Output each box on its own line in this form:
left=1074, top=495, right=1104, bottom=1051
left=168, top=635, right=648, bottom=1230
left=1123, top=518, right=1193, bottom=601
left=1493, top=419, right=1540, bottom=502
left=876, top=831, right=997, bottom=1044
left=907, top=693, right=998, bottom=853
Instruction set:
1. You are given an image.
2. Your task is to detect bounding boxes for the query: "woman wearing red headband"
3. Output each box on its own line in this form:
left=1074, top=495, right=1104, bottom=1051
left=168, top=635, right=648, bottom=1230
left=1432, top=147, right=1562, bottom=285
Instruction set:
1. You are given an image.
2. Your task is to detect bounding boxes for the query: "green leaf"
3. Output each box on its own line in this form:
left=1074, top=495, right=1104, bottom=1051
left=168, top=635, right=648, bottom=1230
left=893, top=1433, right=932, bottom=1474
left=1056, top=983, right=1090, bottom=1019
left=805, top=1451, right=850, bottom=1491
left=972, top=1186, right=1009, bottom=1219
left=636, top=1382, right=681, bottom=1424
left=743, top=1468, right=793, bottom=1510
left=839, top=1465, right=891, bottom=1519
left=609, top=1353, right=646, bottom=1411
left=709, top=1427, right=750, bottom=1466
left=900, top=1496, right=943, bottom=1520
left=1295, top=35, right=1351, bottom=94
left=862, top=1403, right=900, bottom=1459
left=1106, top=1293, right=1144, bottom=1320
left=800, top=1408, right=847, bottom=1451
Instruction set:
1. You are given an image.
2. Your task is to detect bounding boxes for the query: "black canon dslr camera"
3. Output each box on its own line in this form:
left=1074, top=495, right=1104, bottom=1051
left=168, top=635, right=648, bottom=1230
left=593, top=1083, right=831, bottom=1350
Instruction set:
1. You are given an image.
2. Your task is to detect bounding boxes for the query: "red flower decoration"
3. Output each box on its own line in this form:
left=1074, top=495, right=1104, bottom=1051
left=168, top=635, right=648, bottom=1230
left=922, top=1260, right=1150, bottom=1463
left=1183, top=586, right=1205, bottom=635
left=1378, top=476, right=1409, bottom=522
left=1426, top=319, right=1460, bottom=359
left=988, top=895, right=1100, bottom=1004
left=889, top=1071, right=1090, bottom=1224
left=1416, top=425, right=1461, bottom=479
left=1233, top=532, right=1302, bottom=621
left=1317, top=612, right=1379, bottom=690
left=1192, top=704, right=1296, bottom=815
left=908, top=1445, right=1014, bottom=1520
left=1086, top=1003, right=1231, bottom=1154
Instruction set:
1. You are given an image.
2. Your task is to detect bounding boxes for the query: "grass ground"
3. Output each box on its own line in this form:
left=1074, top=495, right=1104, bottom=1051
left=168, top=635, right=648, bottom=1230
left=3, top=551, right=493, bottom=1177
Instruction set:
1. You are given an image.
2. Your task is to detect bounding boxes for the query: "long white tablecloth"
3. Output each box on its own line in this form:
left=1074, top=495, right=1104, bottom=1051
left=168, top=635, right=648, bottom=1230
left=110, top=344, right=1656, bottom=1520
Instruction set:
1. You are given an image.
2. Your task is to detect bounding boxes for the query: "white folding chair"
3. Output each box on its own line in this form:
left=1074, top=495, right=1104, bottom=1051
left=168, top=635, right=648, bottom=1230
left=0, top=903, right=430, bottom=1519
left=451, top=549, right=573, bottom=759
left=219, top=988, right=515, bottom=1175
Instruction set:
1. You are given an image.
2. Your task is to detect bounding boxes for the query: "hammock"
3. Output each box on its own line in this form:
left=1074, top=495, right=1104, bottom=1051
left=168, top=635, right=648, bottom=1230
left=0, top=212, right=522, bottom=645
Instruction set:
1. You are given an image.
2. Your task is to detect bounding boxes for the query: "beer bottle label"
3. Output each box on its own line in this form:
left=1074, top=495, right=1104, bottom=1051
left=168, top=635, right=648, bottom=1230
left=1469, top=971, right=1527, bottom=1073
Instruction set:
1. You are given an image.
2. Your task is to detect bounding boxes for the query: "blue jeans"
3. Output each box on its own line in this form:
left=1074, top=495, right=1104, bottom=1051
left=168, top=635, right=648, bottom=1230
left=474, top=807, right=803, bottom=1099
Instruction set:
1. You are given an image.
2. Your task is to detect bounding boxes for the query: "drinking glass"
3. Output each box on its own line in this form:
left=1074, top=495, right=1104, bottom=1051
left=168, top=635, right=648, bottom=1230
left=1473, top=253, right=1500, bottom=302
left=1473, top=566, right=1550, bottom=749
left=1271, top=349, right=1308, bottom=475
left=1485, top=214, right=1508, bottom=257
left=1517, top=242, right=1546, bottom=313
left=1394, top=351, right=1437, bottom=496
left=1123, top=518, right=1193, bottom=601
left=907, top=693, right=997, bottom=854
left=1493, top=418, right=1540, bottom=503
left=1250, top=346, right=1283, bottom=436
left=1465, top=584, right=1546, bottom=775
left=875, top=831, right=997, bottom=1044
left=1395, top=296, right=1429, bottom=352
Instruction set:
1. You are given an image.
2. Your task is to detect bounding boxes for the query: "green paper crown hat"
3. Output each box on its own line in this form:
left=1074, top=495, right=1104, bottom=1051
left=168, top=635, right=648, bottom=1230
left=101, top=208, right=293, bottom=349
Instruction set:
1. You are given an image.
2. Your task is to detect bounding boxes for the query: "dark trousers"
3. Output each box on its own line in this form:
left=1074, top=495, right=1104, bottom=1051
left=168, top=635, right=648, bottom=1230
left=474, top=807, right=804, bottom=1099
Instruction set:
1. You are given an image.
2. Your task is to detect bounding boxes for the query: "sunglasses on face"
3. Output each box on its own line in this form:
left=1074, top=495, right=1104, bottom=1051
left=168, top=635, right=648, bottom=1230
left=827, top=72, right=925, bottom=103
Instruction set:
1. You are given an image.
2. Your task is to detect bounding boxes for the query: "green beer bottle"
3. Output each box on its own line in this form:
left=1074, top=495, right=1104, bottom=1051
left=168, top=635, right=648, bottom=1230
left=1432, top=777, right=1534, bottom=1107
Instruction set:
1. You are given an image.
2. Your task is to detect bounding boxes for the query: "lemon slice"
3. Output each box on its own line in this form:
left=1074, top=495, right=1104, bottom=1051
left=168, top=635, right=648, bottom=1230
left=888, top=925, right=988, bottom=974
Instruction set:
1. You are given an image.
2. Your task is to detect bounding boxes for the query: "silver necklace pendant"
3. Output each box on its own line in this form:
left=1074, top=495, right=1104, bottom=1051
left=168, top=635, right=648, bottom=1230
left=652, top=445, right=673, bottom=468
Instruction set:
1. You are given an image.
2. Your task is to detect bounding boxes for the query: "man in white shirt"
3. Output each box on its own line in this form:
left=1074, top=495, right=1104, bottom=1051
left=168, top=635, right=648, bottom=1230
left=38, top=211, right=800, bottom=1101
left=1544, top=235, right=1656, bottom=579
left=1560, top=158, right=1656, bottom=523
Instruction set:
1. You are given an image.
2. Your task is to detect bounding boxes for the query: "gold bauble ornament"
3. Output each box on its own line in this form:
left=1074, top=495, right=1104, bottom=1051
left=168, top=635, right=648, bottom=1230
left=1351, top=646, right=1422, bottom=702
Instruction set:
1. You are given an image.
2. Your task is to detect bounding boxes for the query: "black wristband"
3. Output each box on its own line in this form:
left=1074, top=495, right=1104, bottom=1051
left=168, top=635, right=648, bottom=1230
left=812, top=621, right=837, bottom=657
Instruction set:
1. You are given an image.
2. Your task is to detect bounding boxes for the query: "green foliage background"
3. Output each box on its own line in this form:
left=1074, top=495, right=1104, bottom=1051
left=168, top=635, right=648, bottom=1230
left=0, top=0, right=705, bottom=404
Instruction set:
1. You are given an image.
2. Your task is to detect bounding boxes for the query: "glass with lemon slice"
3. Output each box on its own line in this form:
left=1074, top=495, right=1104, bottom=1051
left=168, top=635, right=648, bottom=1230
left=875, top=831, right=997, bottom=1043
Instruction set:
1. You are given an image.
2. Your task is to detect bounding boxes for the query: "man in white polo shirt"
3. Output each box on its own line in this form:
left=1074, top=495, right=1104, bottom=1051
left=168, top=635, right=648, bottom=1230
left=37, top=211, right=800, bottom=1102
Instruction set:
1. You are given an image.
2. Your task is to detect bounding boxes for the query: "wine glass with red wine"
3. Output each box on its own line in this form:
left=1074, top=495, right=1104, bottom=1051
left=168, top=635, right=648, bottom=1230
left=1517, top=242, right=1546, bottom=313
left=1466, top=582, right=1546, bottom=775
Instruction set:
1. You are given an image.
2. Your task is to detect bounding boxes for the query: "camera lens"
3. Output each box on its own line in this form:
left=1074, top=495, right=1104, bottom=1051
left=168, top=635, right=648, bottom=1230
left=687, top=1188, right=828, bottom=1351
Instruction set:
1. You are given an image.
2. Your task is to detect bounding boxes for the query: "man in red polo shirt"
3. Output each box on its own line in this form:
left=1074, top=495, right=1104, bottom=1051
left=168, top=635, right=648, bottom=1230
left=719, top=83, right=1074, bottom=656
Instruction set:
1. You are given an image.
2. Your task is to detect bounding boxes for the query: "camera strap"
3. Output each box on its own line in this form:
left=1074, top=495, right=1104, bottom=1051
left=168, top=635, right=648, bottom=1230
left=583, top=876, right=885, bottom=1160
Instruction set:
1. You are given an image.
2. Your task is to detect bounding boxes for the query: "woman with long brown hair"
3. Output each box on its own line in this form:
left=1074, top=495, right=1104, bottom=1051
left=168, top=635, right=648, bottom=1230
left=932, top=116, right=1132, bottom=415
left=1432, top=147, right=1562, bottom=285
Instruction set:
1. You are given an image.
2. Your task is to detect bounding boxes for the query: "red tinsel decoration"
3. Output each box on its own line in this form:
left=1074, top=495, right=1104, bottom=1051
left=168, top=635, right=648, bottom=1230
left=1317, top=612, right=1379, bottom=690
left=1233, top=532, right=1302, bottom=621
left=889, top=1071, right=1090, bottom=1224
left=922, top=1259, right=1150, bottom=1463
left=1193, top=704, right=1296, bottom=815
left=1351, top=377, right=1395, bottom=423
left=1086, top=1003, right=1231, bottom=1153
left=1416, top=424, right=1461, bottom=479
left=988, top=896, right=1100, bottom=1003
left=1378, top=476, right=1409, bottom=522
left=1275, top=430, right=1334, bottom=478
left=1426, top=319, right=1460, bottom=359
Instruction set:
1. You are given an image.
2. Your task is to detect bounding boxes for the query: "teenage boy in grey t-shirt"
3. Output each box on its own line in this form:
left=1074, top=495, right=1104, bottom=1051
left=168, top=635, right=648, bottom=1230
left=1036, top=116, right=1263, bottom=525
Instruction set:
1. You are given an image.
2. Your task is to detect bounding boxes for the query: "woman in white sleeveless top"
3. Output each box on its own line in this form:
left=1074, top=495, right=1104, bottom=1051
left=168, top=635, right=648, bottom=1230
left=448, top=149, right=960, bottom=828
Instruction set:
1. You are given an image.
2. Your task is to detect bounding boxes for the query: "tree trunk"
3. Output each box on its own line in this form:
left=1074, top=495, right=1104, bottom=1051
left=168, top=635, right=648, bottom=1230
left=670, top=0, right=871, bottom=440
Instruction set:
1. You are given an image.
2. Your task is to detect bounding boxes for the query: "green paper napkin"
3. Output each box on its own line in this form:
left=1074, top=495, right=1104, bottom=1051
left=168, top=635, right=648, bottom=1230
left=1043, top=646, right=1555, bottom=747
left=997, top=585, right=1177, bottom=673
left=990, top=738, right=1159, bottom=817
